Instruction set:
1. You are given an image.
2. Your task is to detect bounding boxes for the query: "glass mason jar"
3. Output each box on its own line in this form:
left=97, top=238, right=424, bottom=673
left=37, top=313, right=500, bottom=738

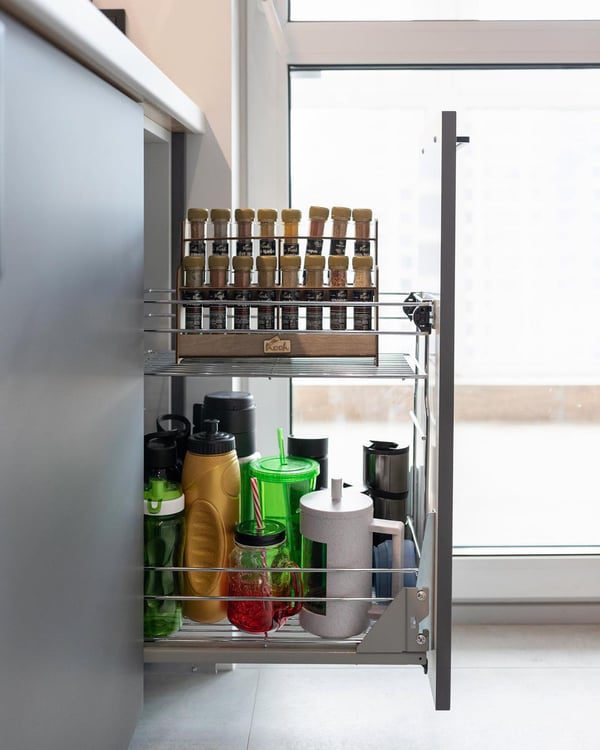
left=227, top=520, right=302, bottom=634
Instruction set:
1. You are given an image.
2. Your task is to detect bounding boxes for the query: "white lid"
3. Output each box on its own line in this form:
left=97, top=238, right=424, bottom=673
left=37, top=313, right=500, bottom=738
left=144, top=493, right=185, bottom=516
left=300, top=477, right=371, bottom=519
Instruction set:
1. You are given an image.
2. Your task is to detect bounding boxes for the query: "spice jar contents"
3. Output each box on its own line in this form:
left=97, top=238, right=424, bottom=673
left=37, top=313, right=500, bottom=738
left=256, top=255, right=277, bottom=330
left=352, top=255, right=374, bottom=331
left=183, top=255, right=205, bottom=331
left=257, top=208, right=277, bottom=256
left=304, top=254, right=325, bottom=331
left=211, top=208, right=231, bottom=256
left=208, top=254, right=228, bottom=330
left=232, top=255, right=252, bottom=330
left=329, top=206, right=351, bottom=255
left=227, top=520, right=301, bottom=635
left=281, top=208, right=301, bottom=255
left=235, top=208, right=255, bottom=257
left=353, top=208, right=372, bottom=256
left=188, top=208, right=208, bottom=256
left=329, top=255, right=349, bottom=331
left=280, top=255, right=301, bottom=330
left=306, top=206, right=329, bottom=255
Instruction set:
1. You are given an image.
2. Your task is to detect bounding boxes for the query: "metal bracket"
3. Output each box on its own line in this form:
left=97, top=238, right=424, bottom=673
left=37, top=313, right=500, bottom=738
left=416, top=512, right=436, bottom=649
left=357, top=586, right=429, bottom=655
left=358, top=511, right=436, bottom=656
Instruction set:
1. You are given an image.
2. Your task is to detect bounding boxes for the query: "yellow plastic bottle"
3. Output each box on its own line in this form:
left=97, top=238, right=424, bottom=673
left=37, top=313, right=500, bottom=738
left=182, top=419, right=240, bottom=623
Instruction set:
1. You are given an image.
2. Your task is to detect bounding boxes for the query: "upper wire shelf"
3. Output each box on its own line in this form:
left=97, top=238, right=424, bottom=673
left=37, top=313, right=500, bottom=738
left=144, top=350, right=423, bottom=379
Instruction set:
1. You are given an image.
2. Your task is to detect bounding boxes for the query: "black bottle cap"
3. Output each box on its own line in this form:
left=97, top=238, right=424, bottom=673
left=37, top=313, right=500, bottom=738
left=201, top=392, right=256, bottom=457
left=234, top=519, right=286, bottom=548
left=187, top=419, right=236, bottom=455
left=364, top=440, right=408, bottom=456
left=156, top=414, right=191, bottom=440
left=145, top=437, right=177, bottom=471
left=288, top=435, right=328, bottom=459
left=156, top=414, right=191, bottom=460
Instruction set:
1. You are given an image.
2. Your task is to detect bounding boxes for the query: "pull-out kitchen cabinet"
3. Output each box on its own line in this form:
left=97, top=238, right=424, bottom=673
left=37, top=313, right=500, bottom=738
left=143, top=113, right=457, bottom=711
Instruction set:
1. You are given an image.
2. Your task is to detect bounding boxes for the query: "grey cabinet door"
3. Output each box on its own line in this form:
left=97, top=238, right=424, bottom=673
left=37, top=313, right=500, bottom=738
left=0, top=14, right=143, bottom=749
left=418, top=111, right=457, bottom=710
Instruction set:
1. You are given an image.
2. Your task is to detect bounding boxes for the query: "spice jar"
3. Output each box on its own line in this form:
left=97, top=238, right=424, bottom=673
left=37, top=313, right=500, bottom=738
left=330, top=206, right=351, bottom=255
left=188, top=208, right=208, bottom=256
left=208, top=254, right=228, bottom=330
left=257, top=208, right=277, bottom=256
left=182, top=255, right=205, bottom=331
left=227, top=520, right=301, bottom=635
left=281, top=208, right=301, bottom=255
left=306, top=206, right=329, bottom=255
left=235, top=208, right=255, bottom=257
left=232, top=255, right=252, bottom=330
left=352, top=255, right=374, bottom=331
left=183, top=255, right=205, bottom=288
left=352, top=208, right=372, bottom=256
left=210, top=208, right=231, bottom=256
left=328, top=255, right=348, bottom=331
left=304, top=254, right=325, bottom=331
left=280, top=255, right=301, bottom=330
left=256, top=255, right=277, bottom=330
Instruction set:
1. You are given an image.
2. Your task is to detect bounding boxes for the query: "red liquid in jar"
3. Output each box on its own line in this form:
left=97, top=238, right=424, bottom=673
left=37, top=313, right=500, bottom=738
left=228, top=575, right=274, bottom=634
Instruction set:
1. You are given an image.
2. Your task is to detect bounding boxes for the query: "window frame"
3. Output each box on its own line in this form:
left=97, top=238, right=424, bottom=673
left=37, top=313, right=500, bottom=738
left=240, top=2, right=600, bottom=609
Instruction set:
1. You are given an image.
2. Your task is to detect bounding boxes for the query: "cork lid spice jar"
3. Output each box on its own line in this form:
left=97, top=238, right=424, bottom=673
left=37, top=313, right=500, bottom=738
left=234, top=208, right=255, bottom=257
left=306, top=206, right=329, bottom=255
left=352, top=208, right=373, bottom=256
left=281, top=209, right=302, bottom=255
left=330, top=206, right=351, bottom=255
left=257, top=209, right=278, bottom=256
left=188, top=208, right=208, bottom=255
left=183, top=255, right=205, bottom=288
left=304, top=254, right=325, bottom=288
left=210, top=209, right=231, bottom=256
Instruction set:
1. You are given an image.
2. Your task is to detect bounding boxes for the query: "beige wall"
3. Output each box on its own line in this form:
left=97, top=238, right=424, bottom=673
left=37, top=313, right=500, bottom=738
left=93, top=0, right=232, bottom=165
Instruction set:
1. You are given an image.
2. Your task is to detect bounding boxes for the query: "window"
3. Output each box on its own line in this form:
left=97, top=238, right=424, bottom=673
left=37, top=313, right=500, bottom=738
left=290, top=68, right=600, bottom=548
left=243, top=6, right=600, bottom=603
left=290, top=0, right=600, bottom=22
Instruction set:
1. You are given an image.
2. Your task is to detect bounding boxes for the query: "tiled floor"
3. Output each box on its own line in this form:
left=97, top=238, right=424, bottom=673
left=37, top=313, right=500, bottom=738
left=130, top=625, right=600, bottom=750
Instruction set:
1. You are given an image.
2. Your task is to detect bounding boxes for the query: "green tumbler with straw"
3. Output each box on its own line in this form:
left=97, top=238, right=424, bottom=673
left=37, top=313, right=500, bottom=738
left=248, top=428, right=319, bottom=565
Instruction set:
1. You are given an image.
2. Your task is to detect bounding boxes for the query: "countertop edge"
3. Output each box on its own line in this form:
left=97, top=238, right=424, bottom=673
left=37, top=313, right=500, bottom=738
left=0, top=0, right=205, bottom=134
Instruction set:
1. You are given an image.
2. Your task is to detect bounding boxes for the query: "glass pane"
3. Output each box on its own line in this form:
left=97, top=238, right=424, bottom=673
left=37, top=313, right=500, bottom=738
left=290, top=68, right=600, bottom=549
left=290, top=0, right=600, bottom=21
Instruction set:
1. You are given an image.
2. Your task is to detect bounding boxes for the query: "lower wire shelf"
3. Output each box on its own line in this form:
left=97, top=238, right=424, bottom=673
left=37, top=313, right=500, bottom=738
left=144, top=616, right=427, bottom=667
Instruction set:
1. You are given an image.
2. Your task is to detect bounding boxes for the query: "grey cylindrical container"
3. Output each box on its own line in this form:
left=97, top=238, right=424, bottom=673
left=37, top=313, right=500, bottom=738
left=363, top=441, right=409, bottom=495
left=363, top=441, right=409, bottom=540
left=300, top=478, right=403, bottom=640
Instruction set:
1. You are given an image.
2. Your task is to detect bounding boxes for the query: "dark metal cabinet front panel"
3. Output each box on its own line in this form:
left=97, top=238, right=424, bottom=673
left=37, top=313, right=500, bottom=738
left=0, top=13, right=143, bottom=750
left=418, top=112, right=457, bottom=710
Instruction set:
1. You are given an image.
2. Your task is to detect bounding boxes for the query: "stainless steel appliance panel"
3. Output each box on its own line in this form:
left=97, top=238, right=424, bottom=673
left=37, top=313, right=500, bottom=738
left=0, top=14, right=143, bottom=749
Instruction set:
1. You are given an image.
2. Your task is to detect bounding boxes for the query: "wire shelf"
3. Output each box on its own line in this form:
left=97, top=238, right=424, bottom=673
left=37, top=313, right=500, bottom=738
left=144, top=350, right=422, bottom=379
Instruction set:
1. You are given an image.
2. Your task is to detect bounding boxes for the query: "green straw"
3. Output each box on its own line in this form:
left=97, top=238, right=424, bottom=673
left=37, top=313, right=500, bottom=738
left=277, top=427, right=287, bottom=465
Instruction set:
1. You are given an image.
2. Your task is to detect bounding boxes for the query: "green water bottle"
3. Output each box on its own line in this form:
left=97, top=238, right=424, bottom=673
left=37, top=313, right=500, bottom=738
left=144, top=438, right=185, bottom=639
left=249, top=430, right=319, bottom=565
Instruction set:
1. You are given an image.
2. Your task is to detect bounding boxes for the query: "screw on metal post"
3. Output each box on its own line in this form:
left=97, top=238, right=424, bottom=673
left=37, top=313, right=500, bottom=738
left=416, top=633, right=427, bottom=646
left=416, top=589, right=427, bottom=601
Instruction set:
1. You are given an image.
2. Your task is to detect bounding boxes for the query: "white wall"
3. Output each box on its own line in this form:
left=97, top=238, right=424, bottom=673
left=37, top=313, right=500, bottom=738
left=93, top=0, right=233, bottom=206
left=93, top=0, right=236, bottom=413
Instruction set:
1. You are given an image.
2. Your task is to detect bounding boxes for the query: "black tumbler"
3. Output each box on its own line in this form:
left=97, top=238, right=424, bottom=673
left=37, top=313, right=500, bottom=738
left=193, top=391, right=257, bottom=460
left=288, top=435, right=328, bottom=490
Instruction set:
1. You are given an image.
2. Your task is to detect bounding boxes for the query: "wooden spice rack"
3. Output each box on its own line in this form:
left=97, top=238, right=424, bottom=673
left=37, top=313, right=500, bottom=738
left=175, top=222, right=380, bottom=360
